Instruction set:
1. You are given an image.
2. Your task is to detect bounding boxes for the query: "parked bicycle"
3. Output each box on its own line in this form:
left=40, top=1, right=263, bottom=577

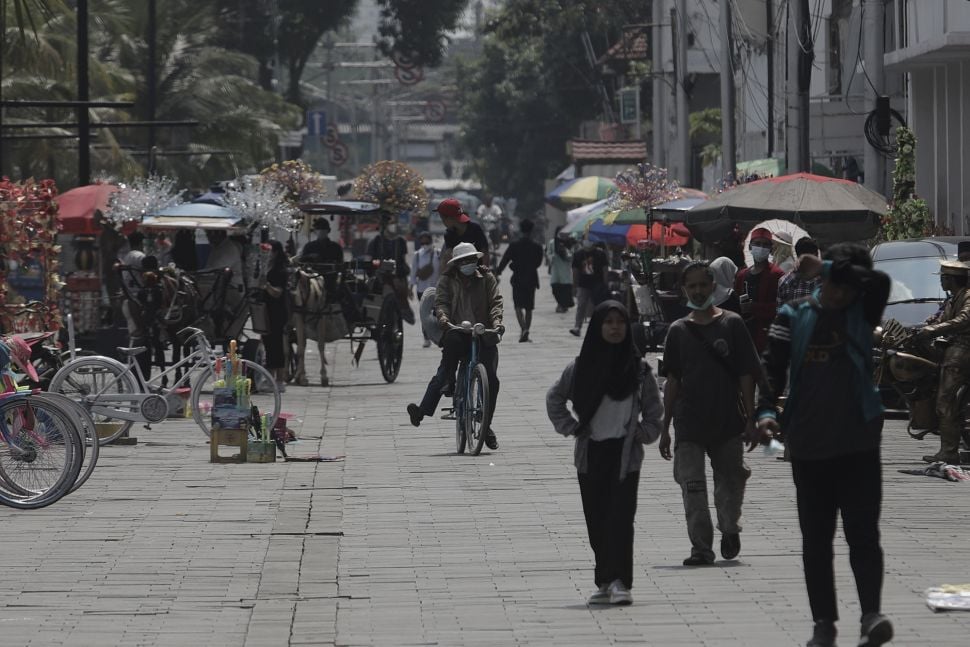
left=446, top=321, right=501, bottom=456
left=48, top=326, right=281, bottom=444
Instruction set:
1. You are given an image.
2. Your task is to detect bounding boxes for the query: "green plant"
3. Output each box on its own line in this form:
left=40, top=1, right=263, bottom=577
left=883, top=126, right=932, bottom=240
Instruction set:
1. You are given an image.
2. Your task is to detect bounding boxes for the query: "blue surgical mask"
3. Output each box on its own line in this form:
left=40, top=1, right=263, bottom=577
left=686, top=294, right=715, bottom=310
left=459, top=264, right=477, bottom=276
left=751, top=246, right=771, bottom=263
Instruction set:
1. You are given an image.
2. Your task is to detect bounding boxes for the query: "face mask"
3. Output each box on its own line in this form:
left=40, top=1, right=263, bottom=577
left=422, top=243, right=432, bottom=251
left=686, top=294, right=715, bottom=310
left=386, top=224, right=398, bottom=235
left=459, top=263, right=477, bottom=276
left=750, top=246, right=771, bottom=262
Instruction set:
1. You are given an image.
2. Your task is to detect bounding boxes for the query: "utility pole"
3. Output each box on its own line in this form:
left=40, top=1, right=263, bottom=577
left=673, top=0, right=690, bottom=186
left=77, top=0, right=90, bottom=184
left=863, top=0, right=886, bottom=194
left=787, top=0, right=812, bottom=173
left=720, top=0, right=736, bottom=179
left=147, top=0, right=157, bottom=173
left=652, top=0, right=666, bottom=167
left=766, top=0, right=775, bottom=156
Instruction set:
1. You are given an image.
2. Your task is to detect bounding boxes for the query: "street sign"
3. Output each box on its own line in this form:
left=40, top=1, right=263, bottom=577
left=424, top=100, right=446, bottom=122
left=306, top=110, right=327, bottom=136
left=618, top=88, right=639, bottom=124
left=330, top=142, right=349, bottom=167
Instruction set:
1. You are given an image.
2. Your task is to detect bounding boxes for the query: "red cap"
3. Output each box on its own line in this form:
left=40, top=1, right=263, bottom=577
left=435, top=198, right=470, bottom=223
left=750, top=227, right=773, bottom=242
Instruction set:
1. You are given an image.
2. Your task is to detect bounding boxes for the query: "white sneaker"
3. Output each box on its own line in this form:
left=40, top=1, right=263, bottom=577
left=608, top=580, right=632, bottom=605
left=422, top=339, right=431, bottom=348
left=587, top=584, right=609, bottom=605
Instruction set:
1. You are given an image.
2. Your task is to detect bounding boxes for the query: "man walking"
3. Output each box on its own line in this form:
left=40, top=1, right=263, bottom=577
left=436, top=198, right=490, bottom=266
left=496, top=219, right=544, bottom=342
left=570, top=240, right=608, bottom=337
left=755, top=243, right=893, bottom=647
left=734, top=227, right=784, bottom=352
left=659, top=261, right=759, bottom=566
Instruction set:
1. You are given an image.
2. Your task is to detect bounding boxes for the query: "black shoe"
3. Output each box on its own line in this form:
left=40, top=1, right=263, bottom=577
left=407, top=403, right=423, bottom=427
left=441, top=381, right=455, bottom=398
left=569, top=328, right=581, bottom=337
left=682, top=555, right=714, bottom=566
left=858, top=613, right=893, bottom=647
left=484, top=430, right=498, bottom=450
left=807, top=620, right=837, bottom=647
left=720, top=533, right=741, bottom=560
left=923, top=453, right=961, bottom=464
left=518, top=331, right=529, bottom=343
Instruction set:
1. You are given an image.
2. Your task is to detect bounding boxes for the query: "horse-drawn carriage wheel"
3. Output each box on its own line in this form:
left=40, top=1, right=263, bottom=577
left=376, top=295, right=404, bottom=383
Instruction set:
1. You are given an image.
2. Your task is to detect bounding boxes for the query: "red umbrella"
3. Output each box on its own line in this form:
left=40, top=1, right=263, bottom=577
left=55, top=184, right=119, bottom=235
left=626, top=222, right=691, bottom=247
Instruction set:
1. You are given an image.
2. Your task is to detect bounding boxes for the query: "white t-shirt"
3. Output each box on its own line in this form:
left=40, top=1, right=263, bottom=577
left=476, top=204, right=502, bottom=227
left=588, top=394, right=634, bottom=441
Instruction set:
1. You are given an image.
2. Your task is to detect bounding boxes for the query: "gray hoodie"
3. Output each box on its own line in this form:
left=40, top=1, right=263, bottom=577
left=546, top=360, right=664, bottom=479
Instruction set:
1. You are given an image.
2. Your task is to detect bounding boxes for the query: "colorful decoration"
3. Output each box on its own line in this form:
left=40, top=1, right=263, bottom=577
left=352, top=160, right=428, bottom=215
left=104, top=175, right=181, bottom=227
left=259, top=159, right=327, bottom=206
left=0, top=177, right=63, bottom=332
left=223, top=177, right=298, bottom=230
left=609, top=163, right=679, bottom=212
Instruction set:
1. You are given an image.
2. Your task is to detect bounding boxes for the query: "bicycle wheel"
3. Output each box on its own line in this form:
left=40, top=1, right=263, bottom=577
left=454, top=366, right=467, bottom=455
left=191, top=359, right=282, bottom=438
left=33, top=392, right=99, bottom=494
left=465, top=363, right=492, bottom=456
left=48, top=356, right=138, bottom=445
left=376, top=296, right=404, bottom=383
left=0, top=396, right=83, bottom=509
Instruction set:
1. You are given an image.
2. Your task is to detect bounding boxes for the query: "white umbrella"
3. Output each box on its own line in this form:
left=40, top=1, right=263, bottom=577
left=742, top=219, right=810, bottom=271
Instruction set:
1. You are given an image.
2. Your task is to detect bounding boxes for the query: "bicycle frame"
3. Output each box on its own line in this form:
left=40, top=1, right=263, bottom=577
left=71, top=333, right=216, bottom=422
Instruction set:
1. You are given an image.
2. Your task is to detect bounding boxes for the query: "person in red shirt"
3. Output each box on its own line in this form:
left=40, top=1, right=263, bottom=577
left=733, top=227, right=784, bottom=353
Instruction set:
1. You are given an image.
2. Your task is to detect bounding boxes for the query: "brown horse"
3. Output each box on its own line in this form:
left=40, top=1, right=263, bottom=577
left=288, top=265, right=329, bottom=386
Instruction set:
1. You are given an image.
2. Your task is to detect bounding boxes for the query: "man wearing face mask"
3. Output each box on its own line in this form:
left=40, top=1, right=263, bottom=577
left=659, top=261, right=760, bottom=567
left=734, top=227, right=784, bottom=352
left=367, top=214, right=414, bottom=323
left=406, top=242, right=505, bottom=450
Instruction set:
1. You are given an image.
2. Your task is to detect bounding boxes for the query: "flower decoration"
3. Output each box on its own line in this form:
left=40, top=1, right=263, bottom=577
left=223, top=176, right=298, bottom=230
left=0, top=177, right=63, bottom=332
left=609, top=163, right=679, bottom=211
left=352, top=160, right=428, bottom=215
left=105, top=175, right=181, bottom=227
left=259, top=159, right=327, bottom=206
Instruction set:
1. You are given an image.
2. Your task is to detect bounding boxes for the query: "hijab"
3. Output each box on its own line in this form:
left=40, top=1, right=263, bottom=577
left=570, top=300, right=640, bottom=426
left=553, top=226, right=569, bottom=260
left=709, top=256, right=737, bottom=306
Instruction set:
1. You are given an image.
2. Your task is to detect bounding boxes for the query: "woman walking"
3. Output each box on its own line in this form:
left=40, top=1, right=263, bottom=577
left=546, top=300, right=663, bottom=605
left=261, top=240, right=290, bottom=391
left=545, top=226, right=574, bottom=312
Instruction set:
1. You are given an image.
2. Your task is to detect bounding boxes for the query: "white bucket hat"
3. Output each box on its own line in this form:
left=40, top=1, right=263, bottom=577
left=448, top=241, right=483, bottom=265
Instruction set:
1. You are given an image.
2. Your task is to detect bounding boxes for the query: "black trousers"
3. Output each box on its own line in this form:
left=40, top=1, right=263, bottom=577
left=418, top=330, right=499, bottom=418
left=551, top=283, right=574, bottom=309
left=578, top=438, right=640, bottom=589
left=791, top=449, right=884, bottom=622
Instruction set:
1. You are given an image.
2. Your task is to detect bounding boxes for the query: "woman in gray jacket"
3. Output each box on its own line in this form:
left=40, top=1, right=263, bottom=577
left=546, top=300, right=663, bottom=606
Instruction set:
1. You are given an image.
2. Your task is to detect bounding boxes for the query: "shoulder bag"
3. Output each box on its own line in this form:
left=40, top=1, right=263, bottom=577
left=683, top=321, right=748, bottom=423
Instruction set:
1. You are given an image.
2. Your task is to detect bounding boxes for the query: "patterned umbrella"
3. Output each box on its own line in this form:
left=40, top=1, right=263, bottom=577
left=545, top=176, right=616, bottom=208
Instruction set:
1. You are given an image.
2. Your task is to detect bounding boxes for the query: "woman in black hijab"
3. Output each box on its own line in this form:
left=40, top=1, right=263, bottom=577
left=546, top=300, right=663, bottom=607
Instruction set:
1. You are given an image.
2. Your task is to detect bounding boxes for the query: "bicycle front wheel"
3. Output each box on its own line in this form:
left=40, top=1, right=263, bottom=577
left=0, top=396, right=83, bottom=509
left=454, top=366, right=467, bottom=455
left=48, top=356, right=138, bottom=445
left=191, top=359, right=282, bottom=438
left=466, top=363, right=492, bottom=456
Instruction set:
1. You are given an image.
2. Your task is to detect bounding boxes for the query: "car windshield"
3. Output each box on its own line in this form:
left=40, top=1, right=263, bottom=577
left=874, top=256, right=945, bottom=303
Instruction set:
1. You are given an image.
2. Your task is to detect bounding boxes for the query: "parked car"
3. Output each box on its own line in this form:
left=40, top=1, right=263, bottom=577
left=870, top=237, right=970, bottom=327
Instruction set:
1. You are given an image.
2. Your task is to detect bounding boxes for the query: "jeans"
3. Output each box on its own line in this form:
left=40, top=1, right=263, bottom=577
left=578, top=438, right=640, bottom=589
left=673, top=437, right=750, bottom=562
left=418, top=330, right=499, bottom=419
left=791, top=449, right=884, bottom=622
left=574, top=287, right=594, bottom=330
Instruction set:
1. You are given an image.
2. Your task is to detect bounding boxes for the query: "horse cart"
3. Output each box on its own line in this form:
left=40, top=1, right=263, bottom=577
left=295, top=201, right=405, bottom=383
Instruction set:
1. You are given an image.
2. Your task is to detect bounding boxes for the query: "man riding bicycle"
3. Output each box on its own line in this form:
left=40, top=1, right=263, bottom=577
left=407, top=242, right=504, bottom=449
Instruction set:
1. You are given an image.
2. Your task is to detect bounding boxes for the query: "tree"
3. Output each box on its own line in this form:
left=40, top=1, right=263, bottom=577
left=375, top=0, right=469, bottom=67
left=457, top=0, right=651, bottom=216
left=883, top=126, right=932, bottom=240
left=689, top=108, right=721, bottom=169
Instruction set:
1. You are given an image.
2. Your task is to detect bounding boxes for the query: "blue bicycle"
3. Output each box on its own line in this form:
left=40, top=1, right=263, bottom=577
left=449, top=322, right=501, bottom=456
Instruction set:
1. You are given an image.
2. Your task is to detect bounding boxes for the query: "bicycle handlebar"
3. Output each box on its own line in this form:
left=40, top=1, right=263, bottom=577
left=445, top=322, right=503, bottom=336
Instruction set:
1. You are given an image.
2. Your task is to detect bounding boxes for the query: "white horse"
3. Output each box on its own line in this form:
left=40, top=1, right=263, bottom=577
left=288, top=266, right=329, bottom=386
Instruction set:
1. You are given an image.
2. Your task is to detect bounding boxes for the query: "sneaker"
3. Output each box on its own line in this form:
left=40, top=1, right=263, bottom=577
left=587, top=584, right=609, bottom=605
left=607, top=580, right=633, bottom=606
left=721, top=533, right=741, bottom=560
left=484, top=430, right=498, bottom=450
left=858, top=613, right=893, bottom=647
left=422, top=339, right=431, bottom=348
left=407, top=403, right=423, bottom=427
left=276, top=382, right=287, bottom=393
left=519, top=331, right=529, bottom=343
left=807, top=620, right=837, bottom=647
left=682, top=554, right=715, bottom=566
left=923, top=453, right=961, bottom=464
left=569, top=328, right=581, bottom=337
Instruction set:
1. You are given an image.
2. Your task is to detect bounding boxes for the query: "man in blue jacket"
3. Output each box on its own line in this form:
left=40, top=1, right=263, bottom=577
left=754, top=243, right=892, bottom=647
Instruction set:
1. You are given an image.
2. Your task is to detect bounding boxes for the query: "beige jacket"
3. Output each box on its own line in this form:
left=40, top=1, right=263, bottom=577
left=435, top=268, right=503, bottom=328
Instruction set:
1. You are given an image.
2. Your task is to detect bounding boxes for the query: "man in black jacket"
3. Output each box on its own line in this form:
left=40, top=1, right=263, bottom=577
left=496, top=219, right=544, bottom=342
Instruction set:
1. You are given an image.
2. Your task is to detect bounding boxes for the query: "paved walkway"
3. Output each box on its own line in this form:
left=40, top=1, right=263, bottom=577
left=2, top=271, right=970, bottom=646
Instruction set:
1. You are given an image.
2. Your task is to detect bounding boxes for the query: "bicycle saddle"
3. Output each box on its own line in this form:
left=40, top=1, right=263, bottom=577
left=116, top=346, right=148, bottom=357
